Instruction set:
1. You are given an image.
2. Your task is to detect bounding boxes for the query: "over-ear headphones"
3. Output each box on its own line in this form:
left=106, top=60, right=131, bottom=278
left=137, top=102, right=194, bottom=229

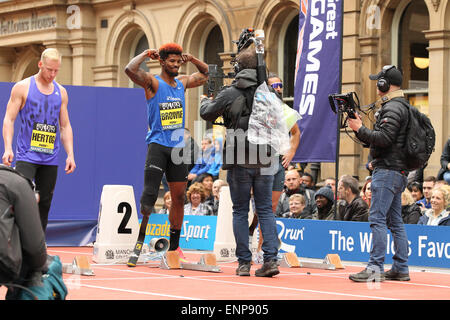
left=377, top=65, right=396, bottom=93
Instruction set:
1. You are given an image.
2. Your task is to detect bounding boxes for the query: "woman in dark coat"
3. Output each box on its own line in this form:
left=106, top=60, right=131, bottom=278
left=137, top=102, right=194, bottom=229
left=401, top=189, right=422, bottom=224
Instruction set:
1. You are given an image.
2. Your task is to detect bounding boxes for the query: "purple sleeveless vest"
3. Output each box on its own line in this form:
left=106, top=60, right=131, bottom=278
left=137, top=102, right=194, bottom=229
left=16, top=76, right=62, bottom=165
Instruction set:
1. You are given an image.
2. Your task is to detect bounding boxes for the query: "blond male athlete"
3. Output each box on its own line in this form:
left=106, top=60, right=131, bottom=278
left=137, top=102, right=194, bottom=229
left=2, top=48, right=75, bottom=232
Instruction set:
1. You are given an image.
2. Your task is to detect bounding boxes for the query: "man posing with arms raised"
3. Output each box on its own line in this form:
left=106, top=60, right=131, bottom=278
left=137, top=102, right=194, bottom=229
left=347, top=65, right=410, bottom=282
left=200, top=47, right=280, bottom=277
left=125, top=43, right=208, bottom=261
left=2, top=48, right=76, bottom=232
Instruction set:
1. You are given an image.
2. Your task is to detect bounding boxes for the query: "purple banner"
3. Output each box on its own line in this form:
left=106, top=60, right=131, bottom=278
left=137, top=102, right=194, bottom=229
left=293, top=0, right=342, bottom=162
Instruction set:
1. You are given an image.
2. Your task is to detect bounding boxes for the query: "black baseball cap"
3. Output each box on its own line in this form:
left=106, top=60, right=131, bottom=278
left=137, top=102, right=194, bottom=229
left=369, top=65, right=403, bottom=86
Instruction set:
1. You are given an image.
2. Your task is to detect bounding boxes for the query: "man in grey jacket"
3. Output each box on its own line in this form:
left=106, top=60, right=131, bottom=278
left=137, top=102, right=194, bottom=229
left=200, top=47, right=279, bottom=277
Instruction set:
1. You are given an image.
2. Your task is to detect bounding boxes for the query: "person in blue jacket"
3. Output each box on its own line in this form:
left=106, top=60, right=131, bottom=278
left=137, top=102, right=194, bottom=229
left=188, top=137, right=214, bottom=184
left=207, top=137, right=223, bottom=179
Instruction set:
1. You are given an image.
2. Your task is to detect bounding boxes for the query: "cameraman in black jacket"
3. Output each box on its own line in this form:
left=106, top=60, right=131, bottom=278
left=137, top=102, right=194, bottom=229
left=200, top=47, right=279, bottom=277
left=347, top=65, right=411, bottom=282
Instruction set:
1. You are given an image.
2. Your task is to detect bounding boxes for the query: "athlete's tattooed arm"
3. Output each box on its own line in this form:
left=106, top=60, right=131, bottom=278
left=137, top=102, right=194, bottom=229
left=125, top=50, right=158, bottom=94
left=178, top=54, right=209, bottom=89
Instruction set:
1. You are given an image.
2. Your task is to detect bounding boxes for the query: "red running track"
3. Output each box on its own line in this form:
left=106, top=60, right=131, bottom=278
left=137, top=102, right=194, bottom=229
left=1, top=246, right=449, bottom=301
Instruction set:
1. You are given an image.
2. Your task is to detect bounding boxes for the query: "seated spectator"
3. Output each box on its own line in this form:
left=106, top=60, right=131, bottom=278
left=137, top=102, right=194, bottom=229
left=437, top=136, right=450, bottom=184
left=0, top=166, right=47, bottom=299
left=418, top=186, right=450, bottom=226
left=184, top=182, right=213, bottom=216
left=361, top=178, right=372, bottom=207
left=312, top=186, right=336, bottom=220
left=195, top=173, right=215, bottom=207
left=281, top=194, right=307, bottom=219
left=301, top=172, right=315, bottom=191
left=336, top=175, right=369, bottom=222
left=435, top=180, right=448, bottom=189
left=187, top=137, right=214, bottom=184
left=212, top=179, right=227, bottom=215
left=275, top=169, right=316, bottom=218
left=324, top=177, right=336, bottom=196
left=408, top=181, right=424, bottom=203
left=417, top=176, right=436, bottom=212
left=401, top=189, right=422, bottom=224
left=207, top=137, right=223, bottom=180
left=158, top=191, right=171, bottom=214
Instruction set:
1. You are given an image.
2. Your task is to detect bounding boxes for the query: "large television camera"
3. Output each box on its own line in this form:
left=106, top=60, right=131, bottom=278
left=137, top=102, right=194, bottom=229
left=328, top=92, right=360, bottom=120
left=206, top=64, right=236, bottom=97
left=207, top=28, right=267, bottom=97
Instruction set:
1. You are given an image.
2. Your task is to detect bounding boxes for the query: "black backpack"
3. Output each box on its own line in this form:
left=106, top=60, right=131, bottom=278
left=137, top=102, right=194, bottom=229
left=395, top=98, right=435, bottom=171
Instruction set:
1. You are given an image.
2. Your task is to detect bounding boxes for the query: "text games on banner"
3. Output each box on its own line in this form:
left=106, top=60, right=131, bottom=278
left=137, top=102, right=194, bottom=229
left=293, top=0, right=342, bottom=162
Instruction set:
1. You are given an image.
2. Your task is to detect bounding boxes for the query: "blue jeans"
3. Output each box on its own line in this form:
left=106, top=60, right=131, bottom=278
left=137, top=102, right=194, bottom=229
left=368, top=168, right=409, bottom=273
left=227, top=166, right=278, bottom=263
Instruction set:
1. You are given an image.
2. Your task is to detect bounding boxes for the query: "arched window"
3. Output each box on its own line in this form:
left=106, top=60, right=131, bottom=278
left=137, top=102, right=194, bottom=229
left=22, top=58, right=39, bottom=80
left=394, top=1, right=429, bottom=114
left=203, top=25, right=224, bottom=97
left=132, top=34, right=149, bottom=88
left=203, top=25, right=224, bottom=130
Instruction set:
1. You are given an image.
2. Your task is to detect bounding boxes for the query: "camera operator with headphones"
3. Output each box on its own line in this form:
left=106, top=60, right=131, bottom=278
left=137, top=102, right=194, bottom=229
left=347, top=65, right=411, bottom=282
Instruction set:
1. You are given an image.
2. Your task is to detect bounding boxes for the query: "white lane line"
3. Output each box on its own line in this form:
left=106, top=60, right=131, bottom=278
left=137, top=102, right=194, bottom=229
left=76, top=284, right=201, bottom=300
left=48, top=249, right=93, bottom=255
left=168, top=275, right=398, bottom=300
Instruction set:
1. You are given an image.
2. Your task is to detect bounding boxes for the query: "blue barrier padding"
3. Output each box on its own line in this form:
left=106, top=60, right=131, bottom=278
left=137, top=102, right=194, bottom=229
left=0, top=82, right=148, bottom=232
left=142, top=214, right=218, bottom=251
left=46, top=220, right=97, bottom=246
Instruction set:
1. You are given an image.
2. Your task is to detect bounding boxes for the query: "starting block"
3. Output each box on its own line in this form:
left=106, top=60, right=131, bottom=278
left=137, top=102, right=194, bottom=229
left=62, top=256, right=95, bottom=276
left=160, top=251, right=222, bottom=273
left=279, top=252, right=344, bottom=270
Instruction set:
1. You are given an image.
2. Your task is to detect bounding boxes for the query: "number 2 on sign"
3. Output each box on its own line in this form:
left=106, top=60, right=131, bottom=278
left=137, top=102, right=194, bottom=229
left=117, top=202, right=132, bottom=234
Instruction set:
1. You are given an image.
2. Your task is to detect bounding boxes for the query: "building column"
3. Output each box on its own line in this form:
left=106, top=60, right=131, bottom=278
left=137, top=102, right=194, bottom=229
left=71, top=39, right=96, bottom=86
left=219, top=52, right=235, bottom=86
left=337, top=2, right=364, bottom=180
left=424, top=29, right=450, bottom=178
left=92, top=65, right=119, bottom=87
left=356, top=35, right=380, bottom=179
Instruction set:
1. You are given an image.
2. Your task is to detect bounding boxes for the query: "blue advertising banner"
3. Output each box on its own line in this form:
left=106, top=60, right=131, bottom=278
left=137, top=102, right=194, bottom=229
left=140, top=214, right=217, bottom=251
left=137, top=214, right=449, bottom=268
left=276, top=218, right=450, bottom=269
left=293, top=0, right=342, bottom=162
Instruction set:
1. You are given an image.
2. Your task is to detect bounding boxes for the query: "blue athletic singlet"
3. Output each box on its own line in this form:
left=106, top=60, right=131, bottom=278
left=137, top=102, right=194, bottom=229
left=16, top=76, right=62, bottom=165
left=145, top=75, right=185, bottom=148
